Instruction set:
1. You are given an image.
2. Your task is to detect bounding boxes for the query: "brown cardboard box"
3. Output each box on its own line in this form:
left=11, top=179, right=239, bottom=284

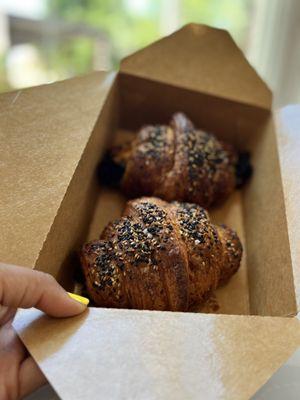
left=0, top=24, right=299, bottom=399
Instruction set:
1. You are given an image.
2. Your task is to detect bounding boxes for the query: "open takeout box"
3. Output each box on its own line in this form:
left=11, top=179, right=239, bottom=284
left=1, top=24, right=299, bottom=399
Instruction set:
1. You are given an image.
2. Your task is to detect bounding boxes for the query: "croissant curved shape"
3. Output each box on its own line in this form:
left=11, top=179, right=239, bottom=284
left=101, top=113, right=251, bottom=208
left=81, top=197, right=242, bottom=311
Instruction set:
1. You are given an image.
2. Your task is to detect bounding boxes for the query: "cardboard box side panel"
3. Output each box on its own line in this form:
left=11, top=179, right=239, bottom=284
left=35, top=82, right=119, bottom=285
left=14, top=308, right=300, bottom=400
left=120, top=24, right=272, bottom=110
left=243, top=117, right=297, bottom=316
left=276, top=105, right=300, bottom=311
left=119, top=74, right=269, bottom=149
left=0, top=72, right=112, bottom=268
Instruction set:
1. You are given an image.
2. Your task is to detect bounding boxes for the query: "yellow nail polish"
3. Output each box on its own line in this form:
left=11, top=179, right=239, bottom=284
left=68, top=292, right=89, bottom=306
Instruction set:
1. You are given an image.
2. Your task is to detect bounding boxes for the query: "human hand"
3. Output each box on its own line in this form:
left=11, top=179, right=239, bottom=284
left=0, top=263, right=87, bottom=400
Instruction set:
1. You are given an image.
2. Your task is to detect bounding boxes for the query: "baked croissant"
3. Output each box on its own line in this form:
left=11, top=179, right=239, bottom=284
left=81, top=197, right=242, bottom=311
left=100, top=113, right=252, bottom=208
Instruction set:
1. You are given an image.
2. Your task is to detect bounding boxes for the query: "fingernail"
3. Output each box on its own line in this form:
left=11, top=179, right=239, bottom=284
left=67, top=292, right=89, bottom=306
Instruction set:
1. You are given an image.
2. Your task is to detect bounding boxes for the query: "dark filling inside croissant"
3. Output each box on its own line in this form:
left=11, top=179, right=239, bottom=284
left=97, top=151, right=125, bottom=187
left=235, top=151, right=252, bottom=188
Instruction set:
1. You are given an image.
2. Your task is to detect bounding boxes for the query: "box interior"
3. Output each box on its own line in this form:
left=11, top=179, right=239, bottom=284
left=35, top=73, right=297, bottom=318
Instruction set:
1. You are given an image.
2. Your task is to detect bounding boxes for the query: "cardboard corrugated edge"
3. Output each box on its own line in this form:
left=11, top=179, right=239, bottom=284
left=120, top=23, right=272, bottom=110
left=14, top=308, right=300, bottom=400
left=275, top=105, right=300, bottom=310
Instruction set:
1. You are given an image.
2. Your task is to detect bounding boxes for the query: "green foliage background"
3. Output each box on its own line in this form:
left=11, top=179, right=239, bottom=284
left=47, top=0, right=250, bottom=75
left=0, top=0, right=250, bottom=90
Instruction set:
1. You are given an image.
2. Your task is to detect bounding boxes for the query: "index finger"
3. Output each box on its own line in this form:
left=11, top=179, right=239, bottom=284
left=0, top=263, right=87, bottom=317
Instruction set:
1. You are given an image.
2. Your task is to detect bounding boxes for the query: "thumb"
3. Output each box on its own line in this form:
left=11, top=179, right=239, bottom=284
left=0, top=263, right=88, bottom=317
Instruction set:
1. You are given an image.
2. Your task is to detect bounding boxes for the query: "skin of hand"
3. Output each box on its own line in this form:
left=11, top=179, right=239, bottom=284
left=0, top=263, right=87, bottom=400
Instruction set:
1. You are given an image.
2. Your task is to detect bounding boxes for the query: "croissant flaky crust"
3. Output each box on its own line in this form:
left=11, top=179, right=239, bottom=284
left=81, top=197, right=242, bottom=311
left=102, top=113, right=251, bottom=208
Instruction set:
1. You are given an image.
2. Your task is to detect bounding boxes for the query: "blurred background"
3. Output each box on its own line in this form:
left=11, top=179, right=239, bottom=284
left=0, top=0, right=299, bottom=106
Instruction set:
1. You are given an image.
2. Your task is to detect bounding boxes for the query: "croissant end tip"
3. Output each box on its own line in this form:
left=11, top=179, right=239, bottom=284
left=235, top=151, right=252, bottom=188
left=97, top=152, right=125, bottom=187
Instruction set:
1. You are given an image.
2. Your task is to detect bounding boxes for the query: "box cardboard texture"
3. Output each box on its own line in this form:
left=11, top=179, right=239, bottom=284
left=0, top=24, right=298, bottom=399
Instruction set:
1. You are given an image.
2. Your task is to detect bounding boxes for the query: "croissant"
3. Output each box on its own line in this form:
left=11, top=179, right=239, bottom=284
left=100, top=113, right=252, bottom=208
left=81, top=197, right=242, bottom=311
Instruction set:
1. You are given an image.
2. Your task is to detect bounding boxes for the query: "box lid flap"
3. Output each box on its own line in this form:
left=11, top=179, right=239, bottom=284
left=14, top=308, right=300, bottom=400
left=276, top=105, right=300, bottom=312
left=120, top=24, right=272, bottom=110
left=0, top=72, right=115, bottom=268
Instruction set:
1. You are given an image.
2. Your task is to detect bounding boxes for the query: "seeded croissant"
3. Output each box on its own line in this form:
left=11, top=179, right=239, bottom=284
left=100, top=113, right=252, bottom=208
left=81, top=197, right=242, bottom=311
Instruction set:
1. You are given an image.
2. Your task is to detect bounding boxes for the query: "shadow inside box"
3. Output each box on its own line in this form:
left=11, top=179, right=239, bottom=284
left=25, top=385, right=59, bottom=400
left=252, top=349, right=300, bottom=400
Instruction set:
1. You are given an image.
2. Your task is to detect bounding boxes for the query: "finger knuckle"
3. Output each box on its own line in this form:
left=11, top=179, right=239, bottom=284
left=41, top=272, right=56, bottom=285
